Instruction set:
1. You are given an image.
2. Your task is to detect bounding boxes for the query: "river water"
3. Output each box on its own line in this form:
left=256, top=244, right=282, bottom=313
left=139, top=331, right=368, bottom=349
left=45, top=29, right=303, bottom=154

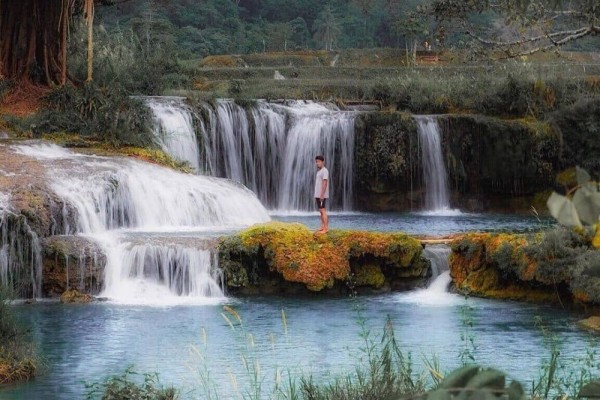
left=272, top=211, right=552, bottom=235
left=4, top=292, right=595, bottom=399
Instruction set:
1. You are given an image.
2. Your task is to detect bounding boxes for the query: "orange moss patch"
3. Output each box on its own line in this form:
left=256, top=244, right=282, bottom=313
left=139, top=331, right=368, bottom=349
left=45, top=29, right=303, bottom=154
left=574, top=290, right=591, bottom=304
left=449, top=233, right=489, bottom=286
left=593, top=225, right=600, bottom=250
left=0, top=358, right=36, bottom=385
left=60, top=289, right=92, bottom=304
left=237, top=222, right=423, bottom=291
left=449, top=232, right=560, bottom=302
left=200, top=55, right=242, bottom=68
left=240, top=223, right=348, bottom=291
left=482, top=285, right=560, bottom=303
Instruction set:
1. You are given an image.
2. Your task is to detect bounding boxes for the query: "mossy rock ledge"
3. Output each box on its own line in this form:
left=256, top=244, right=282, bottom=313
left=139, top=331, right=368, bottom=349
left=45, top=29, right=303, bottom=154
left=218, top=222, right=429, bottom=296
left=449, top=227, right=600, bottom=307
left=42, top=235, right=107, bottom=297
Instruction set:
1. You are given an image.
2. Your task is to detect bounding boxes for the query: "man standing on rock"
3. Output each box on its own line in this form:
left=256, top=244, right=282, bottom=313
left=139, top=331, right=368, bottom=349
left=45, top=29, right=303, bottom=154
left=314, top=155, right=329, bottom=234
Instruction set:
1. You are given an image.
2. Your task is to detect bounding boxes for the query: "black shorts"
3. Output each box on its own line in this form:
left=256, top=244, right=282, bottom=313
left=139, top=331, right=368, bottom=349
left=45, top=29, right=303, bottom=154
left=315, top=198, right=327, bottom=209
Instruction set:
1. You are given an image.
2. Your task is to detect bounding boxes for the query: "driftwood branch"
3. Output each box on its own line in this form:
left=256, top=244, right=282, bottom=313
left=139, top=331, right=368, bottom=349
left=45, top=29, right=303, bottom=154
left=466, top=26, right=591, bottom=46
left=500, top=25, right=598, bottom=58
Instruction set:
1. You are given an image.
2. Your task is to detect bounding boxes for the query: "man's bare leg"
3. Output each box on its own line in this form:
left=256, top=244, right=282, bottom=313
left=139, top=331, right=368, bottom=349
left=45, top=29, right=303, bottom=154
left=317, top=209, right=329, bottom=234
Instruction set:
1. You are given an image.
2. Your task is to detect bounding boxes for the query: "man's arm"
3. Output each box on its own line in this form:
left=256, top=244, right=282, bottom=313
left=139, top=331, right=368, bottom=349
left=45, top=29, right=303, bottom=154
left=320, top=179, right=328, bottom=200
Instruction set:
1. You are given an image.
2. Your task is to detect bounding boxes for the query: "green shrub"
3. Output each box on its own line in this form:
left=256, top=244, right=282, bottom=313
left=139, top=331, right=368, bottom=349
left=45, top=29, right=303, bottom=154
left=84, top=368, right=178, bottom=400
left=25, top=83, right=154, bottom=147
left=0, top=79, right=13, bottom=102
left=0, top=286, right=37, bottom=384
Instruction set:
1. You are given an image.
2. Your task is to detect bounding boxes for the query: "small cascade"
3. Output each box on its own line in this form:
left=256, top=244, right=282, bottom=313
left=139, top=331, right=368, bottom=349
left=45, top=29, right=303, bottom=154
left=414, top=116, right=452, bottom=212
left=395, top=244, right=457, bottom=306
left=44, top=153, right=270, bottom=232
left=0, top=211, right=43, bottom=298
left=103, top=239, right=223, bottom=303
left=423, top=244, right=452, bottom=293
left=145, top=97, right=200, bottom=171
left=146, top=98, right=356, bottom=211
left=14, top=143, right=270, bottom=303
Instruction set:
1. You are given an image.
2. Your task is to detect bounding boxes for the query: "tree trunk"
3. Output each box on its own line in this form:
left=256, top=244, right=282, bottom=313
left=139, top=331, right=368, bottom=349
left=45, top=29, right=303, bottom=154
left=0, top=0, right=75, bottom=85
left=85, top=0, right=94, bottom=82
left=60, top=0, right=69, bottom=85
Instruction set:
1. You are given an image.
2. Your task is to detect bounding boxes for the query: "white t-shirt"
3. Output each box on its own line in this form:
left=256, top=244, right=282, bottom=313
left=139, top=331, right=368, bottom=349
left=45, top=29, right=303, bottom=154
left=314, top=167, right=329, bottom=198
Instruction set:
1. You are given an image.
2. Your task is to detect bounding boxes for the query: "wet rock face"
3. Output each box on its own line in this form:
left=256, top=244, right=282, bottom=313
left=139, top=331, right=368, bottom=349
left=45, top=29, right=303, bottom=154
left=1, top=143, right=80, bottom=297
left=41, top=236, right=106, bottom=297
left=449, top=228, right=600, bottom=306
left=0, top=212, right=43, bottom=298
left=218, top=222, right=429, bottom=296
left=353, top=111, right=577, bottom=212
left=0, top=143, right=78, bottom=237
left=439, top=114, right=560, bottom=197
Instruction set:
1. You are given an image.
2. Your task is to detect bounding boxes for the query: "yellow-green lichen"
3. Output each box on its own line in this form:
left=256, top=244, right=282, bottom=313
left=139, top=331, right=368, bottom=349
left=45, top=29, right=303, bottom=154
left=354, top=264, right=386, bottom=288
left=226, top=222, right=424, bottom=292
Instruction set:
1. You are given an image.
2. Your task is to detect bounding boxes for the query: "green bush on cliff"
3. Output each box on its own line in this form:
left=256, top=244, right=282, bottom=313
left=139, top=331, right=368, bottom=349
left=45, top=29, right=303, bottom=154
left=552, top=99, right=600, bottom=177
left=450, top=228, right=600, bottom=305
left=23, top=83, right=155, bottom=147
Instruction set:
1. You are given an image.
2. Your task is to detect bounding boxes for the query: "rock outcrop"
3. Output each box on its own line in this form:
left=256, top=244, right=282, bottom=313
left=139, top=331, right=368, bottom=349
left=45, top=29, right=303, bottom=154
left=218, top=222, right=429, bottom=295
left=449, top=227, right=600, bottom=307
left=42, top=236, right=106, bottom=297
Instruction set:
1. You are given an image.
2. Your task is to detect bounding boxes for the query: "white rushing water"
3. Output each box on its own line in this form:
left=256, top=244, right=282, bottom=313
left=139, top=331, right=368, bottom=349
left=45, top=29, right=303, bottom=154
left=414, top=116, right=456, bottom=214
left=146, top=97, right=200, bottom=171
left=0, top=192, right=9, bottom=211
left=145, top=98, right=356, bottom=211
left=0, top=210, right=43, bottom=298
left=395, top=244, right=460, bottom=306
left=14, top=143, right=270, bottom=304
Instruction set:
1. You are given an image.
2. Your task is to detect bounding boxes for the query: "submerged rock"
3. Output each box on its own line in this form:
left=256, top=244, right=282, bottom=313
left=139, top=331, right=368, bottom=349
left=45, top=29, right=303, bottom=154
left=578, top=316, right=600, bottom=333
left=42, top=236, right=106, bottom=297
left=59, top=289, right=93, bottom=304
left=218, top=222, right=429, bottom=295
left=449, top=227, right=600, bottom=306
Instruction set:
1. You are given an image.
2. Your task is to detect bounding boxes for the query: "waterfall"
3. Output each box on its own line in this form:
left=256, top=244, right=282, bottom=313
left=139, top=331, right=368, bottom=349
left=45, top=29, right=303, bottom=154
left=145, top=97, right=200, bottom=171
left=423, top=244, right=452, bottom=293
left=395, top=244, right=458, bottom=306
left=146, top=98, right=356, bottom=211
left=276, top=102, right=355, bottom=211
left=102, top=238, right=223, bottom=304
left=14, top=143, right=270, bottom=303
left=0, top=210, right=43, bottom=298
left=415, top=116, right=451, bottom=212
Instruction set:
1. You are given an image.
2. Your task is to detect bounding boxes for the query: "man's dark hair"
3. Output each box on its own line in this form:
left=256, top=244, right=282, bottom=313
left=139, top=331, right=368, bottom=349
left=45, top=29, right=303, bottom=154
left=315, top=155, right=325, bottom=161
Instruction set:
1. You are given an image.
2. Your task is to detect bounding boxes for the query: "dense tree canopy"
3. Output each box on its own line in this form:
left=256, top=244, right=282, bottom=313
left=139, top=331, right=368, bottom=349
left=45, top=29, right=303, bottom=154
left=1, top=0, right=598, bottom=87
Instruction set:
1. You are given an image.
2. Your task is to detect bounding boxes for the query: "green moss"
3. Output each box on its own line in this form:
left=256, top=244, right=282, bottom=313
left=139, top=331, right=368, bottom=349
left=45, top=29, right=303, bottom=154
left=354, top=264, right=386, bottom=288
left=450, top=228, right=600, bottom=306
left=219, top=222, right=426, bottom=292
